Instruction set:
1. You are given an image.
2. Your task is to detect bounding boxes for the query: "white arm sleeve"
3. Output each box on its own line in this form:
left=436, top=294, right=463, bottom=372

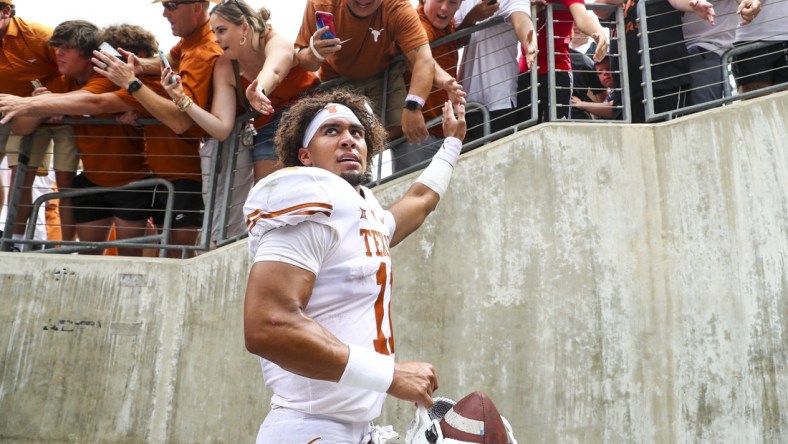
left=253, top=221, right=339, bottom=276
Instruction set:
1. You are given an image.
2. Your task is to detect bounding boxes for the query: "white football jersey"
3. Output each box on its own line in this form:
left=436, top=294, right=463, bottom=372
left=244, top=167, right=397, bottom=423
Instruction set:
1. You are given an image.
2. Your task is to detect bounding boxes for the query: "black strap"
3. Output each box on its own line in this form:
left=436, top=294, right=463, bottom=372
left=231, top=59, right=252, bottom=112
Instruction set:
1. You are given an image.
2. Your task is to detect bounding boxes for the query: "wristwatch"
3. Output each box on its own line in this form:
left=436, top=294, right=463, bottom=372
left=127, top=79, right=143, bottom=94
left=404, top=99, right=422, bottom=111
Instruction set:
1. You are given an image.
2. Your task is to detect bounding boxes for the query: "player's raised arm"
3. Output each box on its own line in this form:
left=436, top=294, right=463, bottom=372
left=388, top=101, right=466, bottom=248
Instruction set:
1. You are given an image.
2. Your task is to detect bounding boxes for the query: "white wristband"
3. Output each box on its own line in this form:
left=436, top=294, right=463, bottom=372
left=415, top=137, right=462, bottom=197
left=338, top=344, right=395, bottom=393
left=309, top=35, right=326, bottom=62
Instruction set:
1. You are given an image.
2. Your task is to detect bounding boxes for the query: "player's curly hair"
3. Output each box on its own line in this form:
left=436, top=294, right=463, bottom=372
left=275, top=89, right=387, bottom=171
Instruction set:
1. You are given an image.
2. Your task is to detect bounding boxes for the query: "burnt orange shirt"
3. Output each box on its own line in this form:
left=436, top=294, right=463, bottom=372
left=49, top=74, right=150, bottom=187
left=0, top=17, right=59, bottom=97
left=113, top=23, right=222, bottom=182
left=295, top=0, right=428, bottom=81
left=407, top=3, right=459, bottom=136
left=170, top=20, right=223, bottom=140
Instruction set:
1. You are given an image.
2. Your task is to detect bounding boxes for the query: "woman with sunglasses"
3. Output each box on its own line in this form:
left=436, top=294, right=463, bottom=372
left=161, top=0, right=319, bottom=182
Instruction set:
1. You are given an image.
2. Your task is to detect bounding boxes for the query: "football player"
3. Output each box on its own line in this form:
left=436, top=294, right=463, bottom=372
left=243, top=89, right=466, bottom=443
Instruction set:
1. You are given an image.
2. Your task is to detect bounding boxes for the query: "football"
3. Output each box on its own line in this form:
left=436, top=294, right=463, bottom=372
left=438, top=391, right=508, bottom=443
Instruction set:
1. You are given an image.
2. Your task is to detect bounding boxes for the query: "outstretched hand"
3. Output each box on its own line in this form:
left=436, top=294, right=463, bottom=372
left=442, top=100, right=466, bottom=141
left=522, top=28, right=537, bottom=71
left=737, top=0, right=761, bottom=25
left=442, top=78, right=467, bottom=107
left=688, top=0, right=716, bottom=25
left=591, top=32, right=609, bottom=63
left=246, top=79, right=274, bottom=115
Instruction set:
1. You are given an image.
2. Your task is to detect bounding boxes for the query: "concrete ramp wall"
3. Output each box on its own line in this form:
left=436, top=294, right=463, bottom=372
left=1, top=92, right=787, bottom=443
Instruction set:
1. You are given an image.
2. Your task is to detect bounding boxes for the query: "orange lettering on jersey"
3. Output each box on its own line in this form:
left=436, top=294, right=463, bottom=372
left=360, top=228, right=374, bottom=257
left=359, top=229, right=390, bottom=257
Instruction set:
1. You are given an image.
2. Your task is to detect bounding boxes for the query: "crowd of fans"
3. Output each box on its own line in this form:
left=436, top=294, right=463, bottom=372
left=0, top=0, right=785, bottom=257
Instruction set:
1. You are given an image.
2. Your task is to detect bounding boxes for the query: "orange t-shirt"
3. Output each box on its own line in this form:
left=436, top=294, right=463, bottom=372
left=295, top=0, right=428, bottom=81
left=0, top=17, right=59, bottom=97
left=48, top=74, right=150, bottom=187
left=406, top=3, right=459, bottom=136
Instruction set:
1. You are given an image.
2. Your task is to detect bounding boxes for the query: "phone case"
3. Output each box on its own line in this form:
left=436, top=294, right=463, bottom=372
left=158, top=50, right=171, bottom=69
left=316, top=11, right=337, bottom=40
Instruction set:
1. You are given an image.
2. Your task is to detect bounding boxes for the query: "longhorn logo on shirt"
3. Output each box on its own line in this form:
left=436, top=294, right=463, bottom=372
left=369, top=28, right=384, bottom=43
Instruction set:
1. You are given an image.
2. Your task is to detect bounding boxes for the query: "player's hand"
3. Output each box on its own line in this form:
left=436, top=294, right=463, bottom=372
left=402, top=108, right=429, bottom=144
left=442, top=100, right=466, bottom=141
left=387, top=362, right=438, bottom=408
left=246, top=79, right=274, bottom=115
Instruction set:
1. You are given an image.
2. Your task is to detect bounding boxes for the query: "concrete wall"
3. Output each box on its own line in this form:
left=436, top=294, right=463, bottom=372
left=1, top=92, right=786, bottom=443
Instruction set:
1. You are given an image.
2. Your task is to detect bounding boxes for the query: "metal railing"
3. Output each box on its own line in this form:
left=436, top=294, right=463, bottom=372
left=2, top=1, right=787, bottom=256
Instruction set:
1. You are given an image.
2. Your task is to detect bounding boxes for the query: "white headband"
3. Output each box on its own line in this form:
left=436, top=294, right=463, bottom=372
left=302, top=103, right=362, bottom=148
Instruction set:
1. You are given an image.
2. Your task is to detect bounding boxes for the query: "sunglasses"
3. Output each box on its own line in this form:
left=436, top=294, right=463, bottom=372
left=162, top=1, right=203, bottom=11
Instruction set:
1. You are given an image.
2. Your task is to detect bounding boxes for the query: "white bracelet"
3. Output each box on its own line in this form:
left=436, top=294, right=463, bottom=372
left=338, top=344, right=394, bottom=393
left=415, top=137, right=462, bottom=197
left=309, top=34, right=325, bottom=62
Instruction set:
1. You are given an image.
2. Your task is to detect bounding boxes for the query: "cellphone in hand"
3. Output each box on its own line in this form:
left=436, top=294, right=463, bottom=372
left=99, top=41, right=125, bottom=61
left=31, top=79, right=43, bottom=89
left=316, top=11, right=337, bottom=40
left=159, top=50, right=176, bottom=84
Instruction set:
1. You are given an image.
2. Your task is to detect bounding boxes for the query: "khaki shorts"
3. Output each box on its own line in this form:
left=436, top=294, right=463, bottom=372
left=5, top=125, right=79, bottom=173
left=344, top=61, right=407, bottom=129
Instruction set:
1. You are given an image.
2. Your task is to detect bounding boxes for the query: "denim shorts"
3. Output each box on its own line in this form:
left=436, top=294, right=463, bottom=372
left=252, top=108, right=284, bottom=162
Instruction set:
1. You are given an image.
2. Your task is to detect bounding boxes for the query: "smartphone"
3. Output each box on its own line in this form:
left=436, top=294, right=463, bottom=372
left=159, top=50, right=175, bottom=84
left=316, top=11, right=337, bottom=40
left=99, top=41, right=125, bottom=61
left=31, top=79, right=43, bottom=89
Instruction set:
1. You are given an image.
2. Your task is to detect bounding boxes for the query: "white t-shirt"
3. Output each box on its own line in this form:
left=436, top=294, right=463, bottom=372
left=455, top=0, right=532, bottom=111
left=244, top=166, right=397, bottom=423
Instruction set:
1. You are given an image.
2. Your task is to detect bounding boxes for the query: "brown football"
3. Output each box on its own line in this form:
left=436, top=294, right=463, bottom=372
left=438, top=391, right=508, bottom=443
